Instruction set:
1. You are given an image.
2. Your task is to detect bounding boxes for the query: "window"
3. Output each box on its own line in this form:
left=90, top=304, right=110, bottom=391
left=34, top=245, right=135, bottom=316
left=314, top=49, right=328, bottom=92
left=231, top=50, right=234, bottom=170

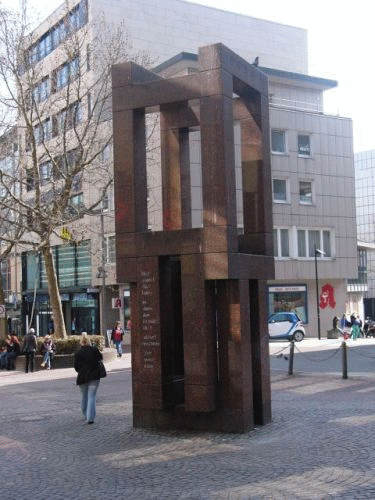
left=102, top=193, right=109, bottom=211
left=271, top=130, right=286, bottom=154
left=70, top=193, right=83, bottom=207
left=26, top=169, right=34, bottom=191
left=55, top=57, right=79, bottom=91
left=54, top=101, right=82, bottom=135
left=299, top=181, right=313, bottom=204
left=273, top=228, right=290, bottom=258
left=273, top=179, right=288, bottom=203
left=34, top=119, right=51, bottom=145
left=268, top=285, right=307, bottom=323
left=298, top=134, right=311, bottom=156
left=39, top=161, right=52, bottom=185
left=32, top=78, right=50, bottom=104
left=104, top=235, right=116, bottom=264
left=297, top=229, right=332, bottom=258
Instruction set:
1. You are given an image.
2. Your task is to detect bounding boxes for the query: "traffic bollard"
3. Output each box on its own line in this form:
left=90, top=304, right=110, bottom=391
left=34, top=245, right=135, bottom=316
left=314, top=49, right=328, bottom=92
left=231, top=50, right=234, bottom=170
left=288, top=340, right=295, bottom=376
left=342, top=341, right=348, bottom=379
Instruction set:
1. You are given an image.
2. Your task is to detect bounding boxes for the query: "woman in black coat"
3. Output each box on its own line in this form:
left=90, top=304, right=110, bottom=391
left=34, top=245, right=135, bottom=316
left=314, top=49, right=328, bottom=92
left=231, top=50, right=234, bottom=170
left=74, top=334, right=103, bottom=424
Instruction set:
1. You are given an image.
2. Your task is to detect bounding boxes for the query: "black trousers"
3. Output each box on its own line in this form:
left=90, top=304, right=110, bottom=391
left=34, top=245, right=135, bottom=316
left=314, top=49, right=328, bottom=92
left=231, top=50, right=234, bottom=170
left=25, top=351, right=35, bottom=373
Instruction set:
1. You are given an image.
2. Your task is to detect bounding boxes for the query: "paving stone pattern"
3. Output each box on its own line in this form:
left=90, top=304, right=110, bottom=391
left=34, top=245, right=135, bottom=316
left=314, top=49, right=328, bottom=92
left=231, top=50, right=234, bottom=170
left=2, top=349, right=375, bottom=499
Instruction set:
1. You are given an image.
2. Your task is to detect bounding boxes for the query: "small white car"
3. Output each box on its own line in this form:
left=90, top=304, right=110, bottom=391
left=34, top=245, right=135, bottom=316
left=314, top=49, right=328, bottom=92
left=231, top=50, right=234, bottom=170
left=268, top=312, right=305, bottom=342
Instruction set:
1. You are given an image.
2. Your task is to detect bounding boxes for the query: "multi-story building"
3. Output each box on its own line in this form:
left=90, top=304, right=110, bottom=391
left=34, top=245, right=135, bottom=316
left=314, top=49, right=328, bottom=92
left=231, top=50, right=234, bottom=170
left=152, top=51, right=357, bottom=337
left=12, top=0, right=357, bottom=337
left=354, top=150, right=375, bottom=318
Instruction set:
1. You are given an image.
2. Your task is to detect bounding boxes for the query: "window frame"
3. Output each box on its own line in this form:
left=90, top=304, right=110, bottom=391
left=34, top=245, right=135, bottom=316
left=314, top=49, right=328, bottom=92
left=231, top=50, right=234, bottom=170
left=271, top=129, right=287, bottom=155
left=296, top=228, right=333, bottom=259
left=272, top=178, right=290, bottom=204
left=298, top=134, right=312, bottom=157
left=299, top=180, right=314, bottom=205
left=104, top=234, right=116, bottom=264
left=273, top=227, right=290, bottom=259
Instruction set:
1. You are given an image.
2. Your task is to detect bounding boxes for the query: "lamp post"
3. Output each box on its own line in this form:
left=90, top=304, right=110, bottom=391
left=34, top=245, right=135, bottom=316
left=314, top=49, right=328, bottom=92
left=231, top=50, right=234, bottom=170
left=314, top=244, right=325, bottom=340
left=96, top=208, right=107, bottom=339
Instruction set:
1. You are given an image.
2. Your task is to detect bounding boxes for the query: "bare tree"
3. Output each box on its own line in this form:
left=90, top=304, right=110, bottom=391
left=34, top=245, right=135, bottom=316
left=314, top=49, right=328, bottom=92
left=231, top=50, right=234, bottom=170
left=0, top=1, right=151, bottom=338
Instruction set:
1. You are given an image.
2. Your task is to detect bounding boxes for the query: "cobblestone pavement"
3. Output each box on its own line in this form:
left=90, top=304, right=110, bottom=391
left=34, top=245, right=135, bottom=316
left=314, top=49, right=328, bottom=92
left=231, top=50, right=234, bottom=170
left=2, top=347, right=375, bottom=499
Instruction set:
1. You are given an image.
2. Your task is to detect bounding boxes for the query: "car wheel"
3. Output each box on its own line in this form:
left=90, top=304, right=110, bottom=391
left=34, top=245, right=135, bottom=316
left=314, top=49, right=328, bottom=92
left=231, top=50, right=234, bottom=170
left=293, top=330, right=304, bottom=342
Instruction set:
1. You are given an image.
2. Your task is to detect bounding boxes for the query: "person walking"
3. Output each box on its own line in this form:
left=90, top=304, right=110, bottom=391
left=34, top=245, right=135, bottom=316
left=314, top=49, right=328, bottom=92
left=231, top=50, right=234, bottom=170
left=74, top=335, right=104, bottom=425
left=22, top=328, right=37, bottom=373
left=40, top=335, right=55, bottom=369
left=111, top=321, right=124, bottom=357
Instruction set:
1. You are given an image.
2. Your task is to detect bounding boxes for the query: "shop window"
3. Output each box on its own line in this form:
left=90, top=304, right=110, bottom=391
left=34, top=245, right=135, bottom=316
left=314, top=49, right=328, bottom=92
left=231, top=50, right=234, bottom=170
left=268, top=285, right=307, bottom=323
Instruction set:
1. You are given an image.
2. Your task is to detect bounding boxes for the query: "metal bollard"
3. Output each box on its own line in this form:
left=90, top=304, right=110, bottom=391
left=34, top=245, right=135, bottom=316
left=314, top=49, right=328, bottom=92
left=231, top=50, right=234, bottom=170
left=288, top=340, right=295, bottom=376
left=342, top=341, right=348, bottom=379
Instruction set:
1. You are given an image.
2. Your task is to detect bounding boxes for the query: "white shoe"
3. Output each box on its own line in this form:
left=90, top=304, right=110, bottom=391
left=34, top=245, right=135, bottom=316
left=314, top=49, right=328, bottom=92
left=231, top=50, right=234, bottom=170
left=41, top=362, right=45, bottom=367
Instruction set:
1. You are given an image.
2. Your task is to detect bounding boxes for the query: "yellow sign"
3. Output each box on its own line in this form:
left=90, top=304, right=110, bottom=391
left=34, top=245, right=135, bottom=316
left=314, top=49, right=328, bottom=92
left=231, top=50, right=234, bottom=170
left=60, top=226, right=73, bottom=241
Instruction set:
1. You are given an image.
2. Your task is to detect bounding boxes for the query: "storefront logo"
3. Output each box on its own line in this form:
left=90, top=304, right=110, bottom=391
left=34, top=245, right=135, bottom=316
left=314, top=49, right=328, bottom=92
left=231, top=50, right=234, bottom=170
left=319, top=283, right=336, bottom=309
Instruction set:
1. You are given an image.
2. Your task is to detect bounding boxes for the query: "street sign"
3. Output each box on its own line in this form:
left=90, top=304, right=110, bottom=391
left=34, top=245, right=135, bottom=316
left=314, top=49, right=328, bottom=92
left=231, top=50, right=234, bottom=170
left=0, top=304, right=5, bottom=318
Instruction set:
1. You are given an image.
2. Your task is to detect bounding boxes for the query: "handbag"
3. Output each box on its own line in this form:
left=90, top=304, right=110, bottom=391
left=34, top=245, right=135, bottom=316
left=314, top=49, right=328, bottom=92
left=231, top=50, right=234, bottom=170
left=98, top=360, right=107, bottom=378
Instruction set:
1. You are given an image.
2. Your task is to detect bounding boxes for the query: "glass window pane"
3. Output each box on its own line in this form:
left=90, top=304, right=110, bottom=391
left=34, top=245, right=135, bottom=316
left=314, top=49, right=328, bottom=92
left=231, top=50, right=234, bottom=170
left=280, top=229, right=289, bottom=257
left=271, top=130, right=285, bottom=153
left=77, top=240, right=91, bottom=285
left=298, top=135, right=311, bottom=156
left=273, top=179, right=287, bottom=201
left=58, top=244, right=75, bottom=287
left=26, top=252, right=38, bottom=289
left=300, top=181, right=312, bottom=204
left=273, top=229, right=278, bottom=257
left=108, top=236, right=116, bottom=263
left=298, top=230, right=306, bottom=257
left=323, top=230, right=331, bottom=257
left=308, top=230, right=320, bottom=257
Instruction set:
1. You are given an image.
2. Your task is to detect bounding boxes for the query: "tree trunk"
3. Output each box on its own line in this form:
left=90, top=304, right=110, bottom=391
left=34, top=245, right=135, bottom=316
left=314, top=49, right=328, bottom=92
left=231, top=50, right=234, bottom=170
left=0, top=272, right=6, bottom=340
left=42, top=246, right=67, bottom=339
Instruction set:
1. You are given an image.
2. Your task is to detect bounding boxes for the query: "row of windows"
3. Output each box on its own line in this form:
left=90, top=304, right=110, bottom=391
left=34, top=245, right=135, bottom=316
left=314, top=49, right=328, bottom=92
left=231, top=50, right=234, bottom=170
left=29, top=56, right=81, bottom=108
left=26, top=100, right=82, bottom=149
left=24, top=240, right=91, bottom=290
left=273, top=227, right=332, bottom=259
left=273, top=178, right=313, bottom=204
left=26, top=1, right=87, bottom=67
left=271, top=129, right=311, bottom=157
left=26, top=148, right=82, bottom=191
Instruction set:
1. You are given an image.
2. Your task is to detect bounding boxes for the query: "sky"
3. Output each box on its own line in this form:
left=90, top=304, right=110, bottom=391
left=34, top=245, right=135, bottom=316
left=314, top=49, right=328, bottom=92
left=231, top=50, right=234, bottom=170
left=5, top=0, right=373, bottom=153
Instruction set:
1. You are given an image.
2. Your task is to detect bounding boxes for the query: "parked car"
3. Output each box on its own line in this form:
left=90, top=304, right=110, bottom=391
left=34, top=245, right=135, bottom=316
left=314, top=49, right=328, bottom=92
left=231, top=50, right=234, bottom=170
left=268, top=312, right=305, bottom=342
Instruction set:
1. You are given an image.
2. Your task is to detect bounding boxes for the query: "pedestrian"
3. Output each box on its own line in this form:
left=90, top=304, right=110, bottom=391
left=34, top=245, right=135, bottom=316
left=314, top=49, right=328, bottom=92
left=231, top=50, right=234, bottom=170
left=74, top=334, right=104, bottom=424
left=351, top=314, right=361, bottom=340
left=340, top=314, right=349, bottom=329
left=111, top=321, right=124, bottom=357
left=4, top=333, right=21, bottom=370
left=40, top=335, right=55, bottom=369
left=22, top=328, right=37, bottom=373
left=0, top=335, right=11, bottom=369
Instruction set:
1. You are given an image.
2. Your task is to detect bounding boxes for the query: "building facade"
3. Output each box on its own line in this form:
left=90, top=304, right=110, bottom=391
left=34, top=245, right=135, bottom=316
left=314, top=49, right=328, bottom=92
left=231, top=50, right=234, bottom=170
left=9, top=0, right=357, bottom=337
left=153, top=52, right=357, bottom=338
left=354, top=150, right=375, bottom=318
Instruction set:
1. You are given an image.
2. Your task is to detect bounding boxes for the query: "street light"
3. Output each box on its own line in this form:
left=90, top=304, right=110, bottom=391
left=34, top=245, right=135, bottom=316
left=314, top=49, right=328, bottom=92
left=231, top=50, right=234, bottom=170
left=314, top=244, right=325, bottom=340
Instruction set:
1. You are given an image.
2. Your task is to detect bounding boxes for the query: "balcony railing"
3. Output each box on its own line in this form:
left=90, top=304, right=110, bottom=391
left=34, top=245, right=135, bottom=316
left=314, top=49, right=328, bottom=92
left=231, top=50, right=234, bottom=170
left=269, top=95, right=321, bottom=113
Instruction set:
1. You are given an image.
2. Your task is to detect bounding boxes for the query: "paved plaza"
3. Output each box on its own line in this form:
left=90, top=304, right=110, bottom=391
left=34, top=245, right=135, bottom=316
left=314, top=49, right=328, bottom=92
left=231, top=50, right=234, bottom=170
left=2, top=341, right=375, bottom=499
